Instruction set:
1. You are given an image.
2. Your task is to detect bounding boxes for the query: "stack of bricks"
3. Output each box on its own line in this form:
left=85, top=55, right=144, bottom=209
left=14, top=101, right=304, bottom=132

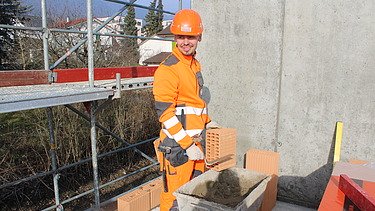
left=117, top=178, right=162, bottom=211
left=205, top=128, right=237, bottom=171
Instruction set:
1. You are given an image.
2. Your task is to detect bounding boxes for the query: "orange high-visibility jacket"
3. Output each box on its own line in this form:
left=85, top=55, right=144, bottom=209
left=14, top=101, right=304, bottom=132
left=153, top=47, right=211, bottom=149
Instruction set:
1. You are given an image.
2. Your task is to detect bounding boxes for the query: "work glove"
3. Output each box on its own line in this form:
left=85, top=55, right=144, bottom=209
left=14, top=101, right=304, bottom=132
left=185, top=144, right=204, bottom=160
left=206, top=120, right=221, bottom=129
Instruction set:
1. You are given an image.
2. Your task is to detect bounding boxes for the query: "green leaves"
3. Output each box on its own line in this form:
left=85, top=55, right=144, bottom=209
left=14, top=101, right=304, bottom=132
left=143, top=0, right=163, bottom=37
left=0, top=0, right=28, bottom=68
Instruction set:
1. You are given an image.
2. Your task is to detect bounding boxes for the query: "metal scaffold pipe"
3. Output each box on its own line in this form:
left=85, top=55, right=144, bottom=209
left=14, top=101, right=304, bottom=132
left=86, top=0, right=101, bottom=204
left=105, top=0, right=175, bottom=15
left=41, top=0, right=49, bottom=72
left=0, top=24, right=172, bottom=41
left=89, top=101, right=100, bottom=207
left=42, top=0, right=62, bottom=208
left=86, top=3, right=99, bottom=207
left=87, top=0, right=94, bottom=87
left=46, top=107, right=62, bottom=211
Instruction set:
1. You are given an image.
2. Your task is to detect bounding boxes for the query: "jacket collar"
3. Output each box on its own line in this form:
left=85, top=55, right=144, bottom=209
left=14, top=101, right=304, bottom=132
left=172, top=46, right=195, bottom=66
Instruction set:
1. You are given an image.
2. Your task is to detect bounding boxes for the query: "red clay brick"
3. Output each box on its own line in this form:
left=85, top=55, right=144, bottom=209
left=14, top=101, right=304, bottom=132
left=117, top=189, right=150, bottom=211
left=206, top=128, right=237, bottom=171
left=245, top=149, right=280, bottom=211
left=141, top=178, right=162, bottom=209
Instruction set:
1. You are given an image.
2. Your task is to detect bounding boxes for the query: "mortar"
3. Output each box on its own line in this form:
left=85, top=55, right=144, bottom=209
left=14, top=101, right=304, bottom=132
left=174, top=167, right=271, bottom=211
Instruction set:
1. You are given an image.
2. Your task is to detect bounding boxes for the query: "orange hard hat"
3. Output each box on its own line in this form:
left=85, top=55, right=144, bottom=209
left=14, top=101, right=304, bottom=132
left=170, top=9, right=203, bottom=36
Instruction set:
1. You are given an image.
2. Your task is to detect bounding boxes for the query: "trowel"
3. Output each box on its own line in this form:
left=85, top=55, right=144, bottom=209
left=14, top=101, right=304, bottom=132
left=205, top=154, right=234, bottom=167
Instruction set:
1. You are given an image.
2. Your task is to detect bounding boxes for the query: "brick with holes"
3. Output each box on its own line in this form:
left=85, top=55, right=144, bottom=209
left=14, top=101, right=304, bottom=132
left=117, top=188, right=150, bottom=211
left=205, top=128, right=237, bottom=171
left=141, top=178, right=163, bottom=209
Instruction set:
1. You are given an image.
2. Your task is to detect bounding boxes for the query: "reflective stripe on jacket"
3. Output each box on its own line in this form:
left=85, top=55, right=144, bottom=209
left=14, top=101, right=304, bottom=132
left=153, top=47, right=211, bottom=149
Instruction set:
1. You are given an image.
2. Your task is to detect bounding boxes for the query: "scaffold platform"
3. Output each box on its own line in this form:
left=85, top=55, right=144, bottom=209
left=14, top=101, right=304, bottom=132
left=0, top=77, right=154, bottom=113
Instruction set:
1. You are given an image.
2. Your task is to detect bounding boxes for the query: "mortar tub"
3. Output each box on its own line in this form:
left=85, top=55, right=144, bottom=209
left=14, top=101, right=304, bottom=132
left=174, top=167, right=271, bottom=211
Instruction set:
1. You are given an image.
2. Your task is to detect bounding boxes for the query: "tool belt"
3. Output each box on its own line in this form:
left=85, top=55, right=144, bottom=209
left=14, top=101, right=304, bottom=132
left=153, top=130, right=206, bottom=169
left=153, top=137, right=188, bottom=170
left=158, top=137, right=189, bottom=167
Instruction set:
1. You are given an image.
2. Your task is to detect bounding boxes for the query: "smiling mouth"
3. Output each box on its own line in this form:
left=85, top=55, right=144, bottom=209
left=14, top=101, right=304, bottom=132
left=182, top=46, right=191, bottom=52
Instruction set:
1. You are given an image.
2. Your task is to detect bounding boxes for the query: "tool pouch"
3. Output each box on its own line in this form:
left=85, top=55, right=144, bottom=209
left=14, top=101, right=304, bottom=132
left=159, top=137, right=188, bottom=167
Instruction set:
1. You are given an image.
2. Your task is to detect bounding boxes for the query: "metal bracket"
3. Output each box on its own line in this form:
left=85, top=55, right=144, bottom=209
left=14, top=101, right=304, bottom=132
left=48, top=71, right=57, bottom=83
left=113, top=73, right=122, bottom=99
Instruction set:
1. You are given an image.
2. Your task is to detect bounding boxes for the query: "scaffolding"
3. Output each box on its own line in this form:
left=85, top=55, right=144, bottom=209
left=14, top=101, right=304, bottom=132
left=0, top=0, right=184, bottom=210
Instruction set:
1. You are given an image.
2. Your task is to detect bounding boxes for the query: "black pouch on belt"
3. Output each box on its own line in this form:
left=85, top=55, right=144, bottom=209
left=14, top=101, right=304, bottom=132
left=159, top=137, right=188, bottom=167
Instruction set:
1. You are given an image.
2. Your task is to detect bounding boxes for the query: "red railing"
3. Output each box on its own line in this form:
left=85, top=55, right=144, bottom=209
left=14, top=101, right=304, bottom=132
left=0, top=66, right=158, bottom=87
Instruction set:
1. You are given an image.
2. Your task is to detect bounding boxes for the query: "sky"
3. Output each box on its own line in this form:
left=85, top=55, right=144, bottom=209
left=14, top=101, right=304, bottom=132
left=21, top=0, right=191, bottom=20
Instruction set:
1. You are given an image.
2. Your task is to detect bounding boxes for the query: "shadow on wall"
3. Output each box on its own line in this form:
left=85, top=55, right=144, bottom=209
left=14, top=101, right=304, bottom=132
left=278, top=163, right=333, bottom=209
left=277, top=124, right=339, bottom=208
left=201, top=86, right=211, bottom=105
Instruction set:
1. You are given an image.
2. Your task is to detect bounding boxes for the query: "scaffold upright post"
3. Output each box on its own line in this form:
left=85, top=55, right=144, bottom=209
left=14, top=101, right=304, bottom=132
left=42, top=0, right=62, bottom=210
left=90, top=101, right=100, bottom=207
left=87, top=0, right=94, bottom=87
left=179, top=0, right=182, bottom=10
left=41, top=0, right=49, bottom=72
left=46, top=107, right=62, bottom=211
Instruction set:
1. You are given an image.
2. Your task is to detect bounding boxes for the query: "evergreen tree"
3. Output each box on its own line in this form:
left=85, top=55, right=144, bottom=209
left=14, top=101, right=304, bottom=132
left=143, top=0, right=156, bottom=37
left=123, top=5, right=139, bottom=64
left=155, top=0, right=163, bottom=33
left=0, top=0, right=28, bottom=68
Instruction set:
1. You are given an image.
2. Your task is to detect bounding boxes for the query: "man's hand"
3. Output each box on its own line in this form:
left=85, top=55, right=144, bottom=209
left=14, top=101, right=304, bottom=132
left=206, top=120, right=221, bottom=129
left=185, top=144, right=204, bottom=160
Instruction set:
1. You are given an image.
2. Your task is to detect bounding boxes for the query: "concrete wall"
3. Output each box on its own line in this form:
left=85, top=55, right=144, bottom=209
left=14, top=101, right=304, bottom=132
left=193, top=0, right=375, bottom=207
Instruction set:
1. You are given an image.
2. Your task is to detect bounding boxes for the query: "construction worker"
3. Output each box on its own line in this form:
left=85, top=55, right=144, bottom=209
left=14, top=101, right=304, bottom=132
left=153, top=9, right=218, bottom=211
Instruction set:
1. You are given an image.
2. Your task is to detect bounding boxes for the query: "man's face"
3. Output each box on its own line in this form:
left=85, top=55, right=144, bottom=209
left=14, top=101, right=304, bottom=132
left=175, top=35, right=201, bottom=56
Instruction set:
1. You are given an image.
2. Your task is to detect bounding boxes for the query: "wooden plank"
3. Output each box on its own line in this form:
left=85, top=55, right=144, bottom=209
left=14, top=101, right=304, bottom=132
left=54, top=66, right=158, bottom=83
left=0, top=70, right=49, bottom=87
left=0, top=66, right=158, bottom=86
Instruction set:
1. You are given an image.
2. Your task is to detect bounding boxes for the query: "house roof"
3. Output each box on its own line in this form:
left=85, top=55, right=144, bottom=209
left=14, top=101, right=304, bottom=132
left=51, top=18, right=119, bottom=34
left=157, top=25, right=173, bottom=37
left=52, top=18, right=86, bottom=28
left=143, top=52, right=171, bottom=64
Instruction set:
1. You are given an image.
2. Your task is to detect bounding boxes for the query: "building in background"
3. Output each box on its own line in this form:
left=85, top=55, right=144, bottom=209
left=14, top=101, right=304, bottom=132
left=56, top=16, right=144, bottom=46
left=138, top=22, right=174, bottom=65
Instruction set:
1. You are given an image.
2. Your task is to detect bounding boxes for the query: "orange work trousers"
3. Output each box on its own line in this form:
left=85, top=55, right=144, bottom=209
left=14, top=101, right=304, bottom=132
left=160, top=159, right=205, bottom=211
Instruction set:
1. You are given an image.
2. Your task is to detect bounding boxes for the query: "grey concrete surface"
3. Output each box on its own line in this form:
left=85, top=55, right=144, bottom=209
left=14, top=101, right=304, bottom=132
left=273, top=201, right=316, bottom=211
left=193, top=0, right=375, bottom=207
left=193, top=0, right=284, bottom=164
